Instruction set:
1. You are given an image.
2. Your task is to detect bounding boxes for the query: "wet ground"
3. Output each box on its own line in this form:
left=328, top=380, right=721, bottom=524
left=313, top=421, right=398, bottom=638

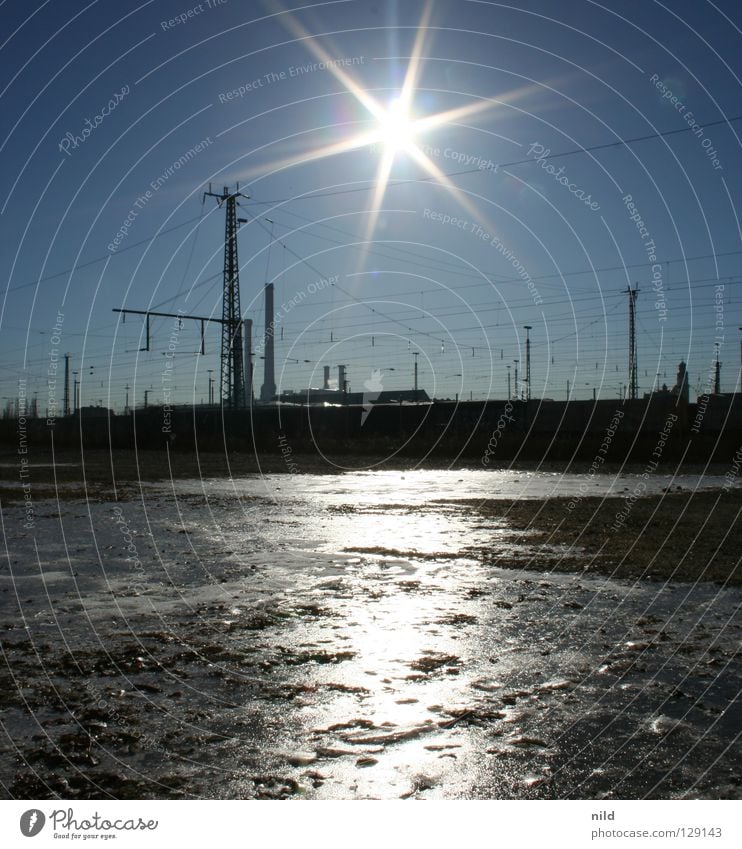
left=0, top=469, right=740, bottom=799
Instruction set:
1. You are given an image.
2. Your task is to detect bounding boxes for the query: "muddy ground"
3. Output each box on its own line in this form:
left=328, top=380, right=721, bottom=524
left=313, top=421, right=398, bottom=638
left=0, top=455, right=739, bottom=799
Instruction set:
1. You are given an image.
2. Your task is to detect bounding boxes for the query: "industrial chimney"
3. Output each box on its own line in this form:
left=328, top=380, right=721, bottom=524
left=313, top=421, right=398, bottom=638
left=675, top=361, right=689, bottom=403
left=338, top=364, right=346, bottom=394
left=244, top=318, right=253, bottom=405
left=323, top=365, right=330, bottom=390
left=260, top=283, right=276, bottom=403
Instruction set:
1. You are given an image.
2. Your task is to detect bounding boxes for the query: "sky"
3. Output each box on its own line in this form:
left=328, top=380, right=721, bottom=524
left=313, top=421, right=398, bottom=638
left=1, top=0, right=741, bottom=412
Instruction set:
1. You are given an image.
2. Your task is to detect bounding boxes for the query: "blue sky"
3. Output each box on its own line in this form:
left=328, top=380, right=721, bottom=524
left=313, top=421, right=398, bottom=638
left=1, top=0, right=741, bottom=412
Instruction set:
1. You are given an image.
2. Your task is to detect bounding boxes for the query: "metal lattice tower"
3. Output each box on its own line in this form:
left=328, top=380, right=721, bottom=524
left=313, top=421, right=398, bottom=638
left=626, top=284, right=639, bottom=400
left=112, top=185, right=253, bottom=411
left=205, top=185, right=246, bottom=408
left=523, top=325, right=532, bottom=401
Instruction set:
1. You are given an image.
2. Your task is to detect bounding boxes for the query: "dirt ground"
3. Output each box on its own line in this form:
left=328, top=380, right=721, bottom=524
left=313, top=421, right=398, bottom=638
left=1, top=451, right=739, bottom=799
left=468, top=491, right=741, bottom=586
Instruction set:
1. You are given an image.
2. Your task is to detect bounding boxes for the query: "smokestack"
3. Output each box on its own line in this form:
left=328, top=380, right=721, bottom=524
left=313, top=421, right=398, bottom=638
left=323, top=365, right=330, bottom=390
left=244, top=318, right=253, bottom=405
left=261, top=284, right=276, bottom=403
left=338, top=365, right=346, bottom=394
left=676, top=361, right=689, bottom=403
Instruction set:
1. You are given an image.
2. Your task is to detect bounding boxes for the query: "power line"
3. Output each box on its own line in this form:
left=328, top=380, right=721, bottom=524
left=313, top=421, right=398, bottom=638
left=262, top=207, right=742, bottom=289
left=5, top=213, right=207, bottom=295
left=243, top=115, right=742, bottom=205
left=252, top=216, right=484, bottom=354
left=10, top=203, right=742, bottom=303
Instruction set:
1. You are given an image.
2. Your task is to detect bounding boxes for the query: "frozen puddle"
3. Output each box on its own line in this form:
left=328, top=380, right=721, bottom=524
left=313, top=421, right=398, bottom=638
left=0, top=472, right=740, bottom=799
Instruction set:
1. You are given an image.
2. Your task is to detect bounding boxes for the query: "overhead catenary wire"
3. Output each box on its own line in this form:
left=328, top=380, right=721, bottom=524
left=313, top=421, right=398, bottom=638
left=8, top=112, right=742, bottom=298
left=6, top=104, right=741, bottom=404
left=258, top=208, right=742, bottom=293
left=249, top=213, right=735, bottom=357
left=5, top=213, right=209, bottom=295
left=241, top=115, right=742, bottom=206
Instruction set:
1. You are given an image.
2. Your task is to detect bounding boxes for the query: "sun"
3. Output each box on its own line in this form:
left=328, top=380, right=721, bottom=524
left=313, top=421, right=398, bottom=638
left=377, top=98, right=417, bottom=154
left=252, top=0, right=503, bottom=266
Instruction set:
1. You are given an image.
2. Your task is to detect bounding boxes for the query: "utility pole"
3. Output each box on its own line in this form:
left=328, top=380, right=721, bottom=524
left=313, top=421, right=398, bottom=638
left=125, top=384, right=130, bottom=415
left=413, top=352, right=419, bottom=397
left=63, top=354, right=70, bottom=417
left=507, top=364, right=511, bottom=400
left=523, top=326, right=532, bottom=401
left=114, top=185, right=250, bottom=409
left=144, top=390, right=150, bottom=409
left=73, top=372, right=79, bottom=413
left=626, top=284, right=639, bottom=400
left=514, top=360, right=519, bottom=400
left=207, top=370, right=214, bottom=406
left=714, top=343, right=721, bottom=395
left=204, top=184, right=247, bottom=408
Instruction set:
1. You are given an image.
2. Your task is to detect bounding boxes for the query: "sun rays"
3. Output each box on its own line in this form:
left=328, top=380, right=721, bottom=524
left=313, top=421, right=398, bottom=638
left=251, top=1, right=509, bottom=269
